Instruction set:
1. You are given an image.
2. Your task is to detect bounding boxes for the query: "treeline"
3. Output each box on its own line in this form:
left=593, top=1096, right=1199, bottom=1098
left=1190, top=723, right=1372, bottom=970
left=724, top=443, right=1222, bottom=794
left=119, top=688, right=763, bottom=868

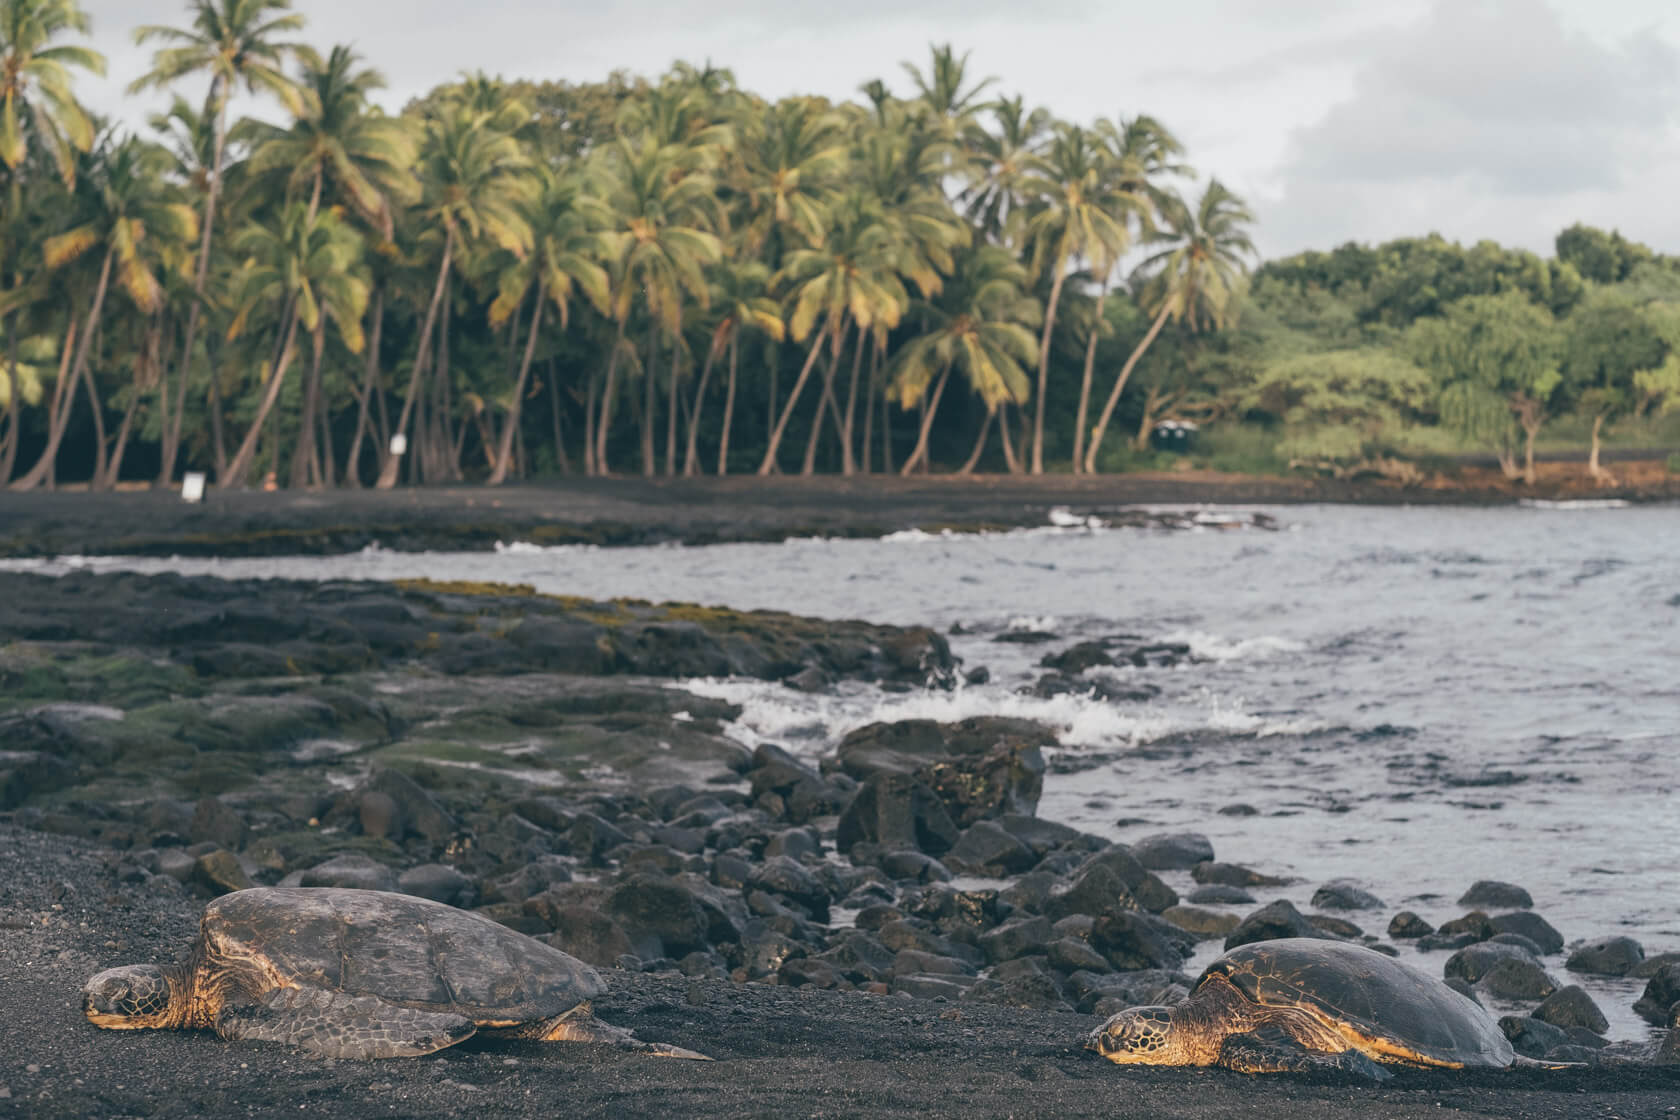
left=1, top=1, right=1676, bottom=493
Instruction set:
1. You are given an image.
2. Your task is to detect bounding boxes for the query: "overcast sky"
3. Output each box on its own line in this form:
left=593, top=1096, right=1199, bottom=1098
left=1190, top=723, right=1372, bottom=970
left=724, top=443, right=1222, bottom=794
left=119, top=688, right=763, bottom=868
left=75, top=0, right=1680, bottom=261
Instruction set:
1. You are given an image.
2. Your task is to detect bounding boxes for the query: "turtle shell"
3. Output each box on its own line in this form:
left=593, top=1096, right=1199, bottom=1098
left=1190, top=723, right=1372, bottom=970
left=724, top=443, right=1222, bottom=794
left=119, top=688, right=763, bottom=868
left=201, top=888, right=606, bottom=1025
left=1198, top=938, right=1514, bottom=1067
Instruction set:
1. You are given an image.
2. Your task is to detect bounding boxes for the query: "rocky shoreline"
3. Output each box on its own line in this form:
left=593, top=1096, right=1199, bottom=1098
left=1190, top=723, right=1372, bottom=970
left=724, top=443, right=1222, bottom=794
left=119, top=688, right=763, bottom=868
left=2, top=570, right=1678, bottom=1118
left=2, top=466, right=1677, bottom=559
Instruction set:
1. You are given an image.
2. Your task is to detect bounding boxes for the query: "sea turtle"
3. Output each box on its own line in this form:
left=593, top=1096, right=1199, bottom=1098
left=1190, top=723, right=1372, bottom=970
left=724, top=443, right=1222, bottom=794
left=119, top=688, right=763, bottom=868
left=83, top=886, right=708, bottom=1060
left=1088, top=938, right=1514, bottom=1078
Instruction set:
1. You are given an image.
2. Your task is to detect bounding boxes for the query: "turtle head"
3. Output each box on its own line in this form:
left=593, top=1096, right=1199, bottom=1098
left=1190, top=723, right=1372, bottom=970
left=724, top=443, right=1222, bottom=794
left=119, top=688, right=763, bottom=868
left=83, top=965, right=181, bottom=1030
left=1088, top=1006, right=1182, bottom=1064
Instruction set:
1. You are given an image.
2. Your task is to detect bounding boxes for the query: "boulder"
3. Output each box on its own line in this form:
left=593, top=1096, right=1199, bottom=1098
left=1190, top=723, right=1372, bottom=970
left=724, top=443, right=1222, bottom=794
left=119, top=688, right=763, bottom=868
left=1445, top=941, right=1540, bottom=985
left=299, top=853, right=398, bottom=893
left=1633, top=964, right=1680, bottom=1026
left=835, top=773, right=960, bottom=856
left=1489, top=911, right=1563, bottom=954
left=1161, top=905, right=1241, bottom=940
left=1499, top=1015, right=1573, bottom=1060
left=396, top=863, right=475, bottom=907
left=606, top=874, right=711, bottom=960
left=1566, top=936, right=1645, bottom=977
left=1223, top=900, right=1328, bottom=950
left=1310, top=880, right=1384, bottom=911
left=1132, top=832, right=1214, bottom=871
left=1091, top=911, right=1191, bottom=972
left=1475, top=956, right=1557, bottom=1001
left=834, top=716, right=1050, bottom=827
left=962, top=957, right=1071, bottom=1012
left=1458, top=880, right=1532, bottom=909
left=1533, top=985, right=1608, bottom=1034
left=191, top=849, right=254, bottom=895
left=188, top=797, right=248, bottom=851
left=540, top=906, right=636, bottom=967
left=1187, top=885, right=1255, bottom=906
left=1387, top=911, right=1434, bottom=939
left=747, top=856, right=832, bottom=921
left=1192, top=861, right=1287, bottom=888
left=978, top=916, right=1054, bottom=964
left=1046, top=937, right=1111, bottom=974
left=943, top=820, right=1038, bottom=876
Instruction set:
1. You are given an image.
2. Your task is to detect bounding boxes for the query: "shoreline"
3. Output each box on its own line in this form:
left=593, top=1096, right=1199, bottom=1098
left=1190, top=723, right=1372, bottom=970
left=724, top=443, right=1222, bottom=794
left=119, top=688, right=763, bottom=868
left=3, top=464, right=1677, bottom=558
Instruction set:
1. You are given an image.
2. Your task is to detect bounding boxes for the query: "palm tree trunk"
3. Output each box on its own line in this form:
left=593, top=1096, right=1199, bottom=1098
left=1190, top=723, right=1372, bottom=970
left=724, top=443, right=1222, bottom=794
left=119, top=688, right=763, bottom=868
left=376, top=231, right=454, bottom=488
left=317, top=361, right=336, bottom=488
left=97, top=387, right=144, bottom=491
left=758, top=318, right=832, bottom=475
left=1085, top=299, right=1171, bottom=473
left=78, top=338, right=109, bottom=487
left=664, top=343, right=682, bottom=477
left=1031, top=260, right=1067, bottom=474
left=0, top=326, right=18, bottom=484
left=958, top=408, right=993, bottom=475
left=716, top=334, right=739, bottom=476
left=1072, top=287, right=1106, bottom=473
left=489, top=286, right=545, bottom=485
left=14, top=249, right=113, bottom=491
left=880, top=350, right=895, bottom=475
left=584, top=366, right=598, bottom=475
left=159, top=85, right=230, bottom=487
left=900, top=361, right=953, bottom=476
left=595, top=317, right=629, bottom=474
left=840, top=326, right=865, bottom=475
left=860, top=343, right=878, bottom=475
left=290, top=329, right=324, bottom=489
left=207, top=353, right=228, bottom=480
left=999, top=404, right=1021, bottom=473
left=683, top=336, right=721, bottom=477
left=223, top=309, right=302, bottom=489
left=1587, top=413, right=1609, bottom=483
left=640, top=330, right=659, bottom=477
left=802, top=325, right=849, bottom=476
left=344, top=288, right=385, bottom=487
left=548, top=361, right=571, bottom=475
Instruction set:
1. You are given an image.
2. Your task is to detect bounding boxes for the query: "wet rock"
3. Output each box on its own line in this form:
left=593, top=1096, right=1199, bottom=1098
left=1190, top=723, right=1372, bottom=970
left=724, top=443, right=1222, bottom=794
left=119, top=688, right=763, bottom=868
left=1416, top=931, right=1482, bottom=953
left=1028, top=673, right=1160, bottom=704
left=854, top=905, right=904, bottom=932
left=569, top=812, right=632, bottom=864
left=1633, top=964, right=1680, bottom=1026
left=1632, top=952, right=1680, bottom=979
left=836, top=774, right=960, bottom=857
left=782, top=666, right=831, bottom=693
left=188, top=797, right=247, bottom=851
left=1387, top=911, right=1434, bottom=939
left=396, top=863, right=475, bottom=907
left=1091, top=912, right=1191, bottom=972
left=994, top=814, right=1099, bottom=859
left=299, top=853, right=399, bottom=892
left=540, top=907, right=635, bottom=967
left=906, top=886, right=1006, bottom=937
left=877, top=850, right=952, bottom=884
left=1310, top=880, right=1384, bottom=911
left=1307, top=915, right=1364, bottom=940
left=1489, top=932, right=1545, bottom=957
left=834, top=716, right=1050, bottom=827
left=815, top=930, right=896, bottom=983
left=1445, top=941, right=1540, bottom=984
left=998, top=870, right=1059, bottom=915
left=746, top=743, right=821, bottom=797
left=360, top=769, right=458, bottom=848
left=1046, top=937, right=1111, bottom=974
left=1475, top=957, right=1558, bottom=1001
left=1436, top=910, right=1494, bottom=941
left=1500, top=1015, right=1573, bottom=1060
left=191, top=849, right=255, bottom=895
left=979, top=916, right=1054, bottom=964
left=943, top=820, right=1038, bottom=876
left=606, top=874, right=710, bottom=960
left=1161, top=905, right=1240, bottom=940
left=1533, top=985, right=1608, bottom=1034
left=1458, top=880, right=1532, bottom=910
left=1566, top=936, right=1644, bottom=977
left=1489, top=911, right=1563, bottom=954
left=1132, top=832, right=1214, bottom=871
left=1223, top=900, right=1329, bottom=949
left=1217, top=803, right=1259, bottom=817
left=748, top=856, right=832, bottom=921
left=963, top=957, right=1071, bottom=1012
left=1044, top=863, right=1139, bottom=924
left=1192, top=861, right=1287, bottom=888
left=876, top=919, right=980, bottom=964
left=762, top=827, right=821, bottom=861
left=1187, top=885, right=1255, bottom=906
left=1061, top=846, right=1177, bottom=914
left=481, top=856, right=574, bottom=905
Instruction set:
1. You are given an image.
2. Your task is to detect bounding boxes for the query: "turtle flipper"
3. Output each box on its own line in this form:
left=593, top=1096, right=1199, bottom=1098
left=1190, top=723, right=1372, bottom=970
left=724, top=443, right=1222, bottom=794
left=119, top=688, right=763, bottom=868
left=215, top=988, right=476, bottom=1059
left=533, top=1002, right=711, bottom=1060
left=1217, top=1027, right=1393, bottom=1081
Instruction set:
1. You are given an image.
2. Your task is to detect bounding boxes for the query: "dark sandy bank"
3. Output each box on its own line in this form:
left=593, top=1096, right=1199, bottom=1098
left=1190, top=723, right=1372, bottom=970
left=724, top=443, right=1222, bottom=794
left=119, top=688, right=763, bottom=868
left=1, top=827, right=1676, bottom=1120
left=3, top=463, right=1677, bottom=558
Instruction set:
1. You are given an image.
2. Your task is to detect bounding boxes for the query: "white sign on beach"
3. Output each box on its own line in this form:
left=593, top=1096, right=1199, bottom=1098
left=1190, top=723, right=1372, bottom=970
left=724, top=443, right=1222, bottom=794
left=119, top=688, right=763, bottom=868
left=181, top=472, right=206, bottom=503
left=389, top=434, right=408, bottom=456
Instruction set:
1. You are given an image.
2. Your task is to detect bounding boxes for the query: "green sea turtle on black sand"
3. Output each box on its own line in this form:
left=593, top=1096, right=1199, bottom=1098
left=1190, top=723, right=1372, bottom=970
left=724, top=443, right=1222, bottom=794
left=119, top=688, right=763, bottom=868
left=1089, top=938, right=1519, bottom=1079
left=84, top=887, right=709, bottom=1060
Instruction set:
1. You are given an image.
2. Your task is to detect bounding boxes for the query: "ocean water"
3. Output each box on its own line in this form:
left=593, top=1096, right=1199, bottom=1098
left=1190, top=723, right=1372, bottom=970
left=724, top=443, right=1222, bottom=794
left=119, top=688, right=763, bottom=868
left=7, top=502, right=1676, bottom=1039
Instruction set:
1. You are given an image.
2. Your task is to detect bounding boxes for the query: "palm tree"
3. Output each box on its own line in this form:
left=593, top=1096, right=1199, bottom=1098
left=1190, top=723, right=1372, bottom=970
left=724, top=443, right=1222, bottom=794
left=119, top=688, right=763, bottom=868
left=759, top=190, right=906, bottom=475
left=484, top=169, right=610, bottom=484
left=375, top=101, right=534, bottom=489
left=899, top=42, right=994, bottom=156
left=963, top=95, right=1049, bottom=242
left=0, top=0, right=104, bottom=187
left=131, top=0, right=307, bottom=486
left=221, top=204, right=367, bottom=488
left=240, top=44, right=418, bottom=235
left=589, top=133, right=722, bottom=476
left=682, top=258, right=782, bottom=476
left=1084, top=180, right=1256, bottom=472
left=888, top=245, right=1039, bottom=475
left=1018, top=123, right=1142, bottom=472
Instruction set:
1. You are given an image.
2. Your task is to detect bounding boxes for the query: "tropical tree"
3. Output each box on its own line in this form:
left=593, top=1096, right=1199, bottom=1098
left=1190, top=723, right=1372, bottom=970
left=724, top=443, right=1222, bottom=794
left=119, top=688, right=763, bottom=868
left=963, top=94, right=1048, bottom=242
left=683, top=258, right=782, bottom=476
left=375, top=100, right=534, bottom=488
left=1019, top=123, right=1142, bottom=472
left=888, top=244, right=1039, bottom=474
left=130, top=0, right=307, bottom=486
left=221, top=203, right=367, bottom=488
left=240, top=44, right=418, bottom=234
left=734, top=95, right=846, bottom=257
left=1085, top=180, right=1256, bottom=472
left=0, top=0, right=104, bottom=186
left=484, top=169, right=610, bottom=484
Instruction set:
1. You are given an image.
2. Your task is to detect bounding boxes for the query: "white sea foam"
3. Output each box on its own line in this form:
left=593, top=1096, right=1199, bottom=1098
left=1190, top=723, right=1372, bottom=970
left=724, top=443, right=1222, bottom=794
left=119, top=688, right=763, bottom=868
left=1519, top=499, right=1631, bottom=510
left=1156, top=628, right=1305, bottom=662
left=493, top=539, right=548, bottom=554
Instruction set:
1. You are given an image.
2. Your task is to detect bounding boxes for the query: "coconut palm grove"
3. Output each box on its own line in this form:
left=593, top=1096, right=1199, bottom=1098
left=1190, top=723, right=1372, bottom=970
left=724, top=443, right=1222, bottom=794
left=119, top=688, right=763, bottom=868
left=3, top=0, right=1678, bottom=492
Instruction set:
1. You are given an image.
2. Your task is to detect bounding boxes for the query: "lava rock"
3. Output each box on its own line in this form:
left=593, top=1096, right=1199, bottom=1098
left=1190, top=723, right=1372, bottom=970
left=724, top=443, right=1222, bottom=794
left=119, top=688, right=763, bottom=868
left=1533, top=985, right=1608, bottom=1034
left=1187, top=885, right=1256, bottom=906
left=1091, top=911, right=1190, bottom=972
left=606, top=874, right=710, bottom=959
left=1223, top=899, right=1329, bottom=949
left=748, top=856, right=833, bottom=921
left=1633, top=964, right=1680, bottom=1026
left=1445, top=941, right=1541, bottom=984
left=877, top=850, right=952, bottom=884
left=943, top=820, right=1040, bottom=876
left=1436, top=910, right=1494, bottom=941
left=396, top=863, right=475, bottom=907
left=1307, top=914, right=1364, bottom=940
left=1387, top=911, right=1434, bottom=939
left=891, top=973, right=978, bottom=1001
left=963, top=956, right=1071, bottom=1012
left=1566, top=936, right=1645, bottom=977
left=1161, top=905, right=1240, bottom=940
left=1132, top=832, right=1215, bottom=871
left=1046, top=937, right=1111, bottom=974
left=540, top=906, right=635, bottom=967
left=190, top=849, right=254, bottom=895
left=978, top=916, right=1054, bottom=964
left=1475, top=956, right=1558, bottom=1001
left=1192, top=862, right=1287, bottom=888
left=834, top=716, right=1050, bottom=827
left=1458, top=880, right=1532, bottom=910
left=188, top=797, right=247, bottom=851
left=299, top=853, right=397, bottom=892
left=1489, top=911, right=1563, bottom=954
left=1310, top=880, right=1384, bottom=911
left=1499, top=1015, right=1573, bottom=1059
left=836, top=773, right=960, bottom=856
